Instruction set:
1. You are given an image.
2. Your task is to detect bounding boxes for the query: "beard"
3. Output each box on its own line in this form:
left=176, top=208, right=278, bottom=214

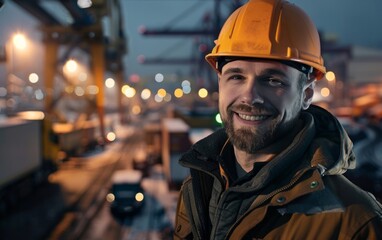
left=221, top=88, right=305, bottom=154
left=222, top=104, right=280, bottom=154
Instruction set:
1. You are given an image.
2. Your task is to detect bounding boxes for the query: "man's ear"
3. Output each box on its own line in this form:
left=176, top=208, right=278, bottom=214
left=302, top=81, right=315, bottom=110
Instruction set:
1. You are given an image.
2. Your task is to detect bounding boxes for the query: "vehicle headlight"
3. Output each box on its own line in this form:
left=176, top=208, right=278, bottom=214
left=135, top=192, right=144, bottom=202
left=107, top=131, right=116, bottom=142
left=106, top=193, right=115, bottom=202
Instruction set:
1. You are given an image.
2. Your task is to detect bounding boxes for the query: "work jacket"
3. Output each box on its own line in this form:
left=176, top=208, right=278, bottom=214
left=174, top=105, right=382, bottom=240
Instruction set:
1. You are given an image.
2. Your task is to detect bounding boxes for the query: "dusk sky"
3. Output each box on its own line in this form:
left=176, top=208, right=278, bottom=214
left=1, top=0, right=382, bottom=83
left=122, top=0, right=382, bottom=78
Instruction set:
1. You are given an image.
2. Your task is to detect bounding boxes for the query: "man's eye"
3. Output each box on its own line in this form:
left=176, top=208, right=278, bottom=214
left=228, top=75, right=244, bottom=81
left=268, top=78, right=284, bottom=87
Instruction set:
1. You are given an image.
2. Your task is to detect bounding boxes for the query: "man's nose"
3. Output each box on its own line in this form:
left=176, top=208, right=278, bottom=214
left=241, top=82, right=264, bottom=105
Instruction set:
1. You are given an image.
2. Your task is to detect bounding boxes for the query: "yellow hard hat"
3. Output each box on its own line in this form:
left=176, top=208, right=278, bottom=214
left=205, top=0, right=326, bottom=79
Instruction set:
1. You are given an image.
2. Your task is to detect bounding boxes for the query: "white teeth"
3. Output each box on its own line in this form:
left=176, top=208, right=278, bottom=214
left=238, top=113, right=268, bottom=121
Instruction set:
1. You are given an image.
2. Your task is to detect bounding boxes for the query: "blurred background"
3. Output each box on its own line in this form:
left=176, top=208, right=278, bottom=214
left=0, top=0, right=381, bottom=239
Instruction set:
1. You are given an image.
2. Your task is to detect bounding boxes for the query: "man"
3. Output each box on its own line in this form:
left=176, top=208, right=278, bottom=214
left=174, top=0, right=382, bottom=239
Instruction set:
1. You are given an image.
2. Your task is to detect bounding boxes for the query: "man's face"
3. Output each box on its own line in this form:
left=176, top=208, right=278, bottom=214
left=218, top=59, right=313, bottom=153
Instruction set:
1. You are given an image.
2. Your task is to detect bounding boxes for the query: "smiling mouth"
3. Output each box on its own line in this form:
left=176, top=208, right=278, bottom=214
left=237, top=113, right=270, bottom=121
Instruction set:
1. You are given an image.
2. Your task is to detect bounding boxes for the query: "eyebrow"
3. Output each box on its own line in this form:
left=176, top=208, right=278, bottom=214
left=259, top=69, right=289, bottom=78
left=221, top=67, right=243, bottom=75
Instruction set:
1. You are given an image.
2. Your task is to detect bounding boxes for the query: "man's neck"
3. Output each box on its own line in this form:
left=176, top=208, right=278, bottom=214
left=234, top=149, right=274, bottom=172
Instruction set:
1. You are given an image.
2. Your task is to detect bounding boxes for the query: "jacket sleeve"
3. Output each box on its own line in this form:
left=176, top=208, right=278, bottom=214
left=352, top=216, right=382, bottom=240
left=174, top=178, right=193, bottom=240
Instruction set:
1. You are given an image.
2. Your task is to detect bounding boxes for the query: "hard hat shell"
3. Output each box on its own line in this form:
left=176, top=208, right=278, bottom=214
left=205, top=0, right=326, bottom=79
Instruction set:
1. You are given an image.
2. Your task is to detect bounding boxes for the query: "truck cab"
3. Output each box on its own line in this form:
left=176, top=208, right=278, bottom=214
left=106, top=169, right=145, bottom=216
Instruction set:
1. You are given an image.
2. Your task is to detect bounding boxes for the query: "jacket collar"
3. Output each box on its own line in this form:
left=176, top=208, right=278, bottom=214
left=179, top=105, right=356, bottom=179
left=306, top=105, right=356, bottom=175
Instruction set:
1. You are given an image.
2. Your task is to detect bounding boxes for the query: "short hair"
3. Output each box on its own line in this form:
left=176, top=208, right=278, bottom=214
left=298, top=72, right=308, bottom=89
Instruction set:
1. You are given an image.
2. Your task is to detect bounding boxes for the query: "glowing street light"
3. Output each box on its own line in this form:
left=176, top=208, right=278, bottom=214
left=5, top=32, right=30, bottom=112
left=122, top=85, right=136, bottom=98
left=321, top=87, right=331, bottom=98
left=325, top=71, right=336, bottom=102
left=105, top=78, right=115, bottom=88
left=198, top=88, right=208, bottom=98
left=64, top=59, right=78, bottom=73
left=7, top=32, right=29, bottom=71
left=141, top=88, right=151, bottom=100
left=157, top=88, right=166, bottom=98
left=325, top=71, right=336, bottom=81
left=174, top=88, right=183, bottom=98
left=28, top=73, right=39, bottom=84
left=155, top=73, right=164, bottom=83
left=12, top=33, right=27, bottom=50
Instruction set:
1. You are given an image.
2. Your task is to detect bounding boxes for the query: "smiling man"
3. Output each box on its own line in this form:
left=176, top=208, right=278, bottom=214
left=218, top=60, right=313, bottom=167
left=174, top=0, right=382, bottom=239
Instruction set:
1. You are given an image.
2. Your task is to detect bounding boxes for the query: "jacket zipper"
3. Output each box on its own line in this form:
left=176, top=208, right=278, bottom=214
left=210, top=189, right=229, bottom=239
left=224, top=168, right=316, bottom=239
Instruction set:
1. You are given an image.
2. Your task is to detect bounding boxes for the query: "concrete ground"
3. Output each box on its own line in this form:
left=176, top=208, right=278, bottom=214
left=0, top=125, right=179, bottom=240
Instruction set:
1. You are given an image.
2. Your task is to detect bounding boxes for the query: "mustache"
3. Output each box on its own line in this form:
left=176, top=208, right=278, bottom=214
left=228, top=103, right=274, bottom=114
